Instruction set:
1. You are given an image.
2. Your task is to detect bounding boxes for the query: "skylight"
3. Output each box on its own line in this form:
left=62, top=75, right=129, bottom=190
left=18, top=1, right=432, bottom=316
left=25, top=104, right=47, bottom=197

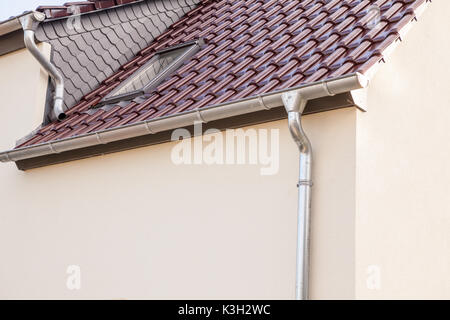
left=112, top=46, right=188, bottom=97
left=101, top=40, right=203, bottom=105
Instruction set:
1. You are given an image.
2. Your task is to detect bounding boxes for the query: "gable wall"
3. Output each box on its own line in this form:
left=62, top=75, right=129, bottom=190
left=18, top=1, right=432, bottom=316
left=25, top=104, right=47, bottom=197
left=355, top=0, right=450, bottom=299
left=0, top=44, right=51, bottom=150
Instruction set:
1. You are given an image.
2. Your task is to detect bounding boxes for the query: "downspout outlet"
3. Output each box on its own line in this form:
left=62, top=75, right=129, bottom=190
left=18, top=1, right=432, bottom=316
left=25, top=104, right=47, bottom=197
left=19, top=13, right=66, bottom=122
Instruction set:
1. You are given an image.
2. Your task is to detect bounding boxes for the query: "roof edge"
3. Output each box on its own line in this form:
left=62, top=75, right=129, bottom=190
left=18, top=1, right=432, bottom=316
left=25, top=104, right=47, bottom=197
left=0, top=12, right=45, bottom=37
left=0, top=73, right=369, bottom=164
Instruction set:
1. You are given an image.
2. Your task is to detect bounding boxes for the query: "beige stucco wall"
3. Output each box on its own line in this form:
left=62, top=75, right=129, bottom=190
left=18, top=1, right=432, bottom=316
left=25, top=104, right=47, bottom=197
left=0, top=43, right=50, bottom=150
left=0, top=74, right=358, bottom=301
left=355, top=0, right=450, bottom=299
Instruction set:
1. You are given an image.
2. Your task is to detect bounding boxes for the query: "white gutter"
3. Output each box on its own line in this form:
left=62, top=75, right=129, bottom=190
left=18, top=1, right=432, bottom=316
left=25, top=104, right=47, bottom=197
left=0, top=72, right=368, bottom=163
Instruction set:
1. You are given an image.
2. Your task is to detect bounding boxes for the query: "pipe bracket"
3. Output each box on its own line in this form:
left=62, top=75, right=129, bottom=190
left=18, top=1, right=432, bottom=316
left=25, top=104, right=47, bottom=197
left=297, top=180, right=313, bottom=187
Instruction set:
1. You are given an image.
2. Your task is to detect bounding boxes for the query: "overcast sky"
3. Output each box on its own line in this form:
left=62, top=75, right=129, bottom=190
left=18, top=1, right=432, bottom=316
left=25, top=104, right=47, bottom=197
left=0, top=0, right=66, bottom=21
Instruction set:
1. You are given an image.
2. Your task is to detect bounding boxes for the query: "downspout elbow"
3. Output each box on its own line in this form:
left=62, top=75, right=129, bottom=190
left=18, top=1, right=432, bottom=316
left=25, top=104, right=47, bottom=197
left=282, top=91, right=311, bottom=156
left=20, top=14, right=66, bottom=122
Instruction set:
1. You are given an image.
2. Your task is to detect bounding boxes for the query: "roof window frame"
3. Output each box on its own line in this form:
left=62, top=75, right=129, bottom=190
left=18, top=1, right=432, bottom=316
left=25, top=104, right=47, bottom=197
left=95, top=39, right=204, bottom=108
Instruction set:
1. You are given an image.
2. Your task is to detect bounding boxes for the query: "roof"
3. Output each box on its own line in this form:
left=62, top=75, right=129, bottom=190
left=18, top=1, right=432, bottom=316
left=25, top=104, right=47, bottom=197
left=18, top=0, right=429, bottom=148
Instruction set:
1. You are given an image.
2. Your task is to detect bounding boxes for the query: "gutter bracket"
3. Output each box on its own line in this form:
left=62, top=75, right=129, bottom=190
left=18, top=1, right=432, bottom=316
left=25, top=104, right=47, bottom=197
left=196, top=109, right=207, bottom=123
left=321, top=80, right=335, bottom=97
left=48, top=142, right=57, bottom=154
left=95, top=132, right=105, bottom=144
left=258, top=95, right=270, bottom=110
left=144, top=121, right=154, bottom=134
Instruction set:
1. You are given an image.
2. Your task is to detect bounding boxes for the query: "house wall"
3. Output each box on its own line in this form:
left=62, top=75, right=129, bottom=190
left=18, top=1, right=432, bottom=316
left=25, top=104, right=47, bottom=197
left=0, top=44, right=50, bottom=151
left=355, top=0, right=450, bottom=299
left=0, top=104, right=358, bottom=298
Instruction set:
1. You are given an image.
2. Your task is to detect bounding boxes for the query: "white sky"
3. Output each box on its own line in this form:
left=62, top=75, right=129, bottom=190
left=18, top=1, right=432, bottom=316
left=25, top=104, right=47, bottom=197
left=0, top=0, right=66, bottom=21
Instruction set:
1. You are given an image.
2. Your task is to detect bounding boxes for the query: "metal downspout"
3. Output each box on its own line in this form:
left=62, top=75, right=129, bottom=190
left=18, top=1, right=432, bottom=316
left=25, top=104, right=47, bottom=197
left=282, top=91, right=312, bottom=300
left=19, top=13, right=66, bottom=122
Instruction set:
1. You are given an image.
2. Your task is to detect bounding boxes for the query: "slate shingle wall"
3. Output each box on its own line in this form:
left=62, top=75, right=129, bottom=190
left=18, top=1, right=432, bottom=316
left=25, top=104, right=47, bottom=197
left=35, top=0, right=200, bottom=112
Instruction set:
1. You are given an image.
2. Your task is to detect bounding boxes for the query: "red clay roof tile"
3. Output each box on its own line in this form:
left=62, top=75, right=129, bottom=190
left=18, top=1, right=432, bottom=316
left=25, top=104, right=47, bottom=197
left=19, top=0, right=429, bottom=148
